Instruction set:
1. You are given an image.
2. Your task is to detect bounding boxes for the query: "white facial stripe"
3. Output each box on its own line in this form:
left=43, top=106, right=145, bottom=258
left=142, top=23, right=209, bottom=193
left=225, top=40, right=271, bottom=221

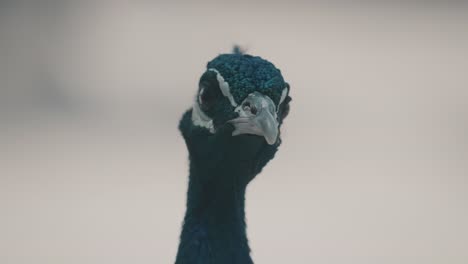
left=279, top=87, right=288, bottom=105
left=278, top=87, right=288, bottom=112
left=208, top=68, right=238, bottom=107
left=191, top=99, right=215, bottom=133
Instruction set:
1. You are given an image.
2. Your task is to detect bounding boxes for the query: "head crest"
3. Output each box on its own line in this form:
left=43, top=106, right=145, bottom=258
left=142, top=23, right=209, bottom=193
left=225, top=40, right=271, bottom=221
left=232, top=45, right=247, bottom=55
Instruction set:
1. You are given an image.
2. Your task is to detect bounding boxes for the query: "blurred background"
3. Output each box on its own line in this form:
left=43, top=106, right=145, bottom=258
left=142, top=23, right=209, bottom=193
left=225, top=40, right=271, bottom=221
left=1, top=1, right=467, bottom=264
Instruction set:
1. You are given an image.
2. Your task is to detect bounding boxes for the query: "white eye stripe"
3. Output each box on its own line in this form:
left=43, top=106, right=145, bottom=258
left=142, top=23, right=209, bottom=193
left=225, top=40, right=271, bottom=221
left=278, top=87, right=289, bottom=112
left=208, top=68, right=238, bottom=107
left=198, top=87, right=204, bottom=104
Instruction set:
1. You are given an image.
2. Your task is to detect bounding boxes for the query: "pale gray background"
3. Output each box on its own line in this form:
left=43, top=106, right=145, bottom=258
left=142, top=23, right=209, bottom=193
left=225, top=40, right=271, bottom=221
left=1, top=1, right=467, bottom=264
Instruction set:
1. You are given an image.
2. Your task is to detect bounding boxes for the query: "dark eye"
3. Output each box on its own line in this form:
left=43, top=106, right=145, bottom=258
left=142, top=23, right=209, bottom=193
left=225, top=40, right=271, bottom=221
left=199, top=87, right=217, bottom=110
left=279, top=96, right=291, bottom=120
left=198, top=71, right=222, bottom=112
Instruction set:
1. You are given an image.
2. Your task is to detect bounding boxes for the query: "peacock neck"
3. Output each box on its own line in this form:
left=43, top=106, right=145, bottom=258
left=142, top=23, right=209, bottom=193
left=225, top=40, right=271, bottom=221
left=177, top=157, right=255, bottom=263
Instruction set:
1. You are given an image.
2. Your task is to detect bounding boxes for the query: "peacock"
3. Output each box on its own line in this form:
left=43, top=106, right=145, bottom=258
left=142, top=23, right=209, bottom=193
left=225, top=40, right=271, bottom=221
left=175, top=48, right=292, bottom=264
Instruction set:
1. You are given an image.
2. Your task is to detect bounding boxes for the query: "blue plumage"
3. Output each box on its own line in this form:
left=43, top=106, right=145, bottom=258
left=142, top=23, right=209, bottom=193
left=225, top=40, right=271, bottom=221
left=175, top=49, right=291, bottom=264
left=207, top=53, right=286, bottom=105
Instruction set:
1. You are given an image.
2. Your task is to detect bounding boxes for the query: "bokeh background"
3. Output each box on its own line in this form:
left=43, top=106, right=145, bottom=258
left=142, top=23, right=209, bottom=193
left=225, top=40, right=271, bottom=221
left=1, top=1, right=467, bottom=264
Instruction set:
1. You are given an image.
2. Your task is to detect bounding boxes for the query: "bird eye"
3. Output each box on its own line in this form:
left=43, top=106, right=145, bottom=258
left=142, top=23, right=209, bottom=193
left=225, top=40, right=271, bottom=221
left=280, top=102, right=290, bottom=120
left=199, top=87, right=217, bottom=110
left=250, top=106, right=258, bottom=115
left=279, top=96, right=291, bottom=120
left=198, top=71, right=223, bottom=112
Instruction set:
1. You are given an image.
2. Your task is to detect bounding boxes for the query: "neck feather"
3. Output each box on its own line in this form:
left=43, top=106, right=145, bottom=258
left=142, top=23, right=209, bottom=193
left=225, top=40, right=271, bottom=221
left=176, top=158, right=254, bottom=264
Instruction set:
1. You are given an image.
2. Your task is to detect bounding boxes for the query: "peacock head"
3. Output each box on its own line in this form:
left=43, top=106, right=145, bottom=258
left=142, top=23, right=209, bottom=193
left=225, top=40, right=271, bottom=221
left=180, top=49, right=291, bottom=166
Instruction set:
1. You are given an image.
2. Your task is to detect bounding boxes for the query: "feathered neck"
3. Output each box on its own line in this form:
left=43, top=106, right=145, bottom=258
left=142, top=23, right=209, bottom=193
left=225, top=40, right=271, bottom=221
left=175, top=151, right=254, bottom=264
left=176, top=110, right=279, bottom=264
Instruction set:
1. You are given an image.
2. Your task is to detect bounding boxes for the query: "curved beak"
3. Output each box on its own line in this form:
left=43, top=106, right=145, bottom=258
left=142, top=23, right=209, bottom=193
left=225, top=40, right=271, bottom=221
left=228, top=92, right=279, bottom=145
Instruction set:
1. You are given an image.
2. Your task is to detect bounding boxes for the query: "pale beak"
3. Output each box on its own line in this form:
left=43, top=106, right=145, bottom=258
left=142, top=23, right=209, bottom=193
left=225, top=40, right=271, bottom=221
left=228, top=92, right=279, bottom=145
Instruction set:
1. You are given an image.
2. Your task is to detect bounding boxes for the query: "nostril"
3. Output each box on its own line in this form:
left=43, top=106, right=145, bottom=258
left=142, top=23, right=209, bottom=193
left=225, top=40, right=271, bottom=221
left=250, top=106, right=257, bottom=115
